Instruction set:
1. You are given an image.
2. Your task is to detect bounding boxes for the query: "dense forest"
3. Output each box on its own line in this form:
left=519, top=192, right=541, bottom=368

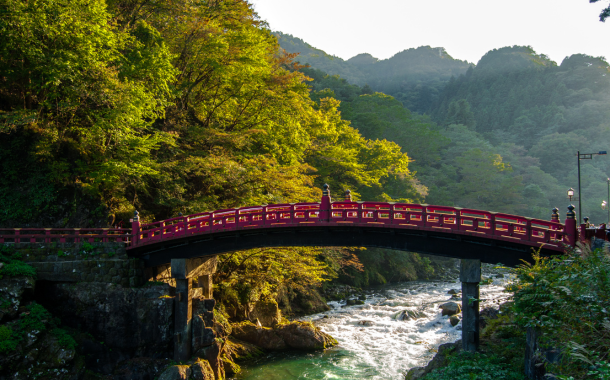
left=282, top=40, right=610, bottom=224
left=3, top=0, right=610, bottom=325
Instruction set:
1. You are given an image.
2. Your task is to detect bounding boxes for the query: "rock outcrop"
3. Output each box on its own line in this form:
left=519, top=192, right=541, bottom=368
left=231, top=320, right=337, bottom=351
left=248, top=299, right=282, bottom=327
left=405, top=340, right=462, bottom=380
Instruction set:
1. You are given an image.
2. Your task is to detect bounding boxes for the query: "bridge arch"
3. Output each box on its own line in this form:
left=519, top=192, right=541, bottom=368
left=127, top=185, right=573, bottom=268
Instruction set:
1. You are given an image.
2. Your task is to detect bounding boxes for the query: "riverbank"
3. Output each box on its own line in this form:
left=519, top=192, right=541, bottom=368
left=230, top=262, right=513, bottom=379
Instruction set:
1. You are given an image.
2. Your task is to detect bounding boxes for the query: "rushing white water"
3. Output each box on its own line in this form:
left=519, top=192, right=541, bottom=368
left=235, top=268, right=512, bottom=380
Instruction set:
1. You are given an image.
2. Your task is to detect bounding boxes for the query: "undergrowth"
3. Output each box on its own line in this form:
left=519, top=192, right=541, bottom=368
left=508, top=244, right=610, bottom=379
left=423, top=351, right=526, bottom=380
left=0, top=245, right=36, bottom=278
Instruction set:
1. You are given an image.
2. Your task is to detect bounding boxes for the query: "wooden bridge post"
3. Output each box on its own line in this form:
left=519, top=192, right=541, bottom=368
left=564, top=205, right=577, bottom=247
left=171, top=256, right=218, bottom=362
left=320, top=184, right=332, bottom=222
left=131, top=210, right=140, bottom=246
left=460, top=259, right=481, bottom=352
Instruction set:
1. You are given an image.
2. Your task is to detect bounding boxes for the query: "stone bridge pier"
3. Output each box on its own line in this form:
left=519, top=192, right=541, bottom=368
left=460, top=259, right=481, bottom=352
left=170, top=256, right=218, bottom=361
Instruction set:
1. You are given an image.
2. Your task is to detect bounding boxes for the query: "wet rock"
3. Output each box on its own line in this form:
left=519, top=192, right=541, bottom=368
left=447, top=289, right=460, bottom=295
left=358, top=294, right=367, bottom=301
left=439, top=302, right=461, bottom=316
left=275, top=321, right=338, bottom=350
left=249, top=299, right=282, bottom=327
left=395, top=309, right=424, bottom=321
left=358, top=320, right=375, bottom=326
left=355, top=300, right=365, bottom=305
left=346, top=299, right=356, bottom=305
left=495, top=273, right=505, bottom=278
left=157, top=365, right=190, bottom=380
left=449, top=315, right=460, bottom=327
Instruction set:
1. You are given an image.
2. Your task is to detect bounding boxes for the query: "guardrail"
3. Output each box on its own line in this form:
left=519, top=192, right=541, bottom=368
left=131, top=202, right=566, bottom=250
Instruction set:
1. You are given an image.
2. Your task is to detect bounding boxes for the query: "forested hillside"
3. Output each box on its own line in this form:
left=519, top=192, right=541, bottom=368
left=277, top=33, right=471, bottom=113
left=0, top=0, right=423, bottom=228
left=291, top=41, right=610, bottom=223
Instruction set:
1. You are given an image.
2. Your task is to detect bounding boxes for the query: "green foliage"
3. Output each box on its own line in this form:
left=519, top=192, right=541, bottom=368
left=422, top=352, right=526, bottom=380
left=337, top=249, right=438, bottom=288
left=214, top=247, right=343, bottom=316
left=0, top=325, right=18, bottom=353
left=508, top=246, right=610, bottom=378
left=0, top=245, right=36, bottom=278
left=0, top=303, right=74, bottom=355
left=20, top=303, right=52, bottom=332
left=51, top=328, right=77, bottom=351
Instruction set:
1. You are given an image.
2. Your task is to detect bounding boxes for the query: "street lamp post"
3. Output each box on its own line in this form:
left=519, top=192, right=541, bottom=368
left=604, top=178, right=610, bottom=226
left=577, top=151, right=607, bottom=224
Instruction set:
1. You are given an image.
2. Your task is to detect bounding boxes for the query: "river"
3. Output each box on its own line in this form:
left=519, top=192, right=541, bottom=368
left=233, top=268, right=512, bottom=380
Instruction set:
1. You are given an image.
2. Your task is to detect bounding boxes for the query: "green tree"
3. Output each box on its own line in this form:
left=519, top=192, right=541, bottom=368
left=444, top=99, right=476, bottom=130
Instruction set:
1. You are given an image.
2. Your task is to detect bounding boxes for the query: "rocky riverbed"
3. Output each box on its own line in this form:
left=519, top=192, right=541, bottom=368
left=232, top=264, right=512, bottom=379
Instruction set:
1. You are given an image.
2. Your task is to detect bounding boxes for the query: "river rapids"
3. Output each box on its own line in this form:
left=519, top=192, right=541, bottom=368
left=234, top=267, right=512, bottom=380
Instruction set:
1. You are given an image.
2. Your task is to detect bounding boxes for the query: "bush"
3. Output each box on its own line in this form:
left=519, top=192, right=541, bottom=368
left=0, top=245, right=37, bottom=279
left=423, top=352, right=526, bottom=380
left=0, top=325, right=19, bottom=353
left=51, top=328, right=77, bottom=350
left=508, top=245, right=610, bottom=378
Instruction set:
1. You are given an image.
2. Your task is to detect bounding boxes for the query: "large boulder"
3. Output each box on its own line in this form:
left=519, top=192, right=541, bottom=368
left=190, top=359, right=215, bottom=380
left=275, top=321, right=338, bottom=350
left=405, top=341, right=462, bottom=380
left=248, top=299, right=282, bottom=327
left=395, top=309, right=424, bottom=321
left=231, top=321, right=286, bottom=350
left=231, top=321, right=337, bottom=351
left=439, top=302, right=461, bottom=316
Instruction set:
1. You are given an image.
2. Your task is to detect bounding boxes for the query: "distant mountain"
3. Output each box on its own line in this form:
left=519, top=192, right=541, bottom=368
left=275, top=32, right=472, bottom=113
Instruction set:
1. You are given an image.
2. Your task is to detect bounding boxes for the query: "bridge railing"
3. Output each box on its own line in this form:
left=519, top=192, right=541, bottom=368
left=132, top=201, right=566, bottom=249
left=0, top=228, right=131, bottom=244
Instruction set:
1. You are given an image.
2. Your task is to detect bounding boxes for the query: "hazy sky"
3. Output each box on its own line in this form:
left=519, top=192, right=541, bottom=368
left=250, top=0, right=610, bottom=64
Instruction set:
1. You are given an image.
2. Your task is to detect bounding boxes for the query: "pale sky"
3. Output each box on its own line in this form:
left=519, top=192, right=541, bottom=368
left=250, top=0, right=610, bottom=64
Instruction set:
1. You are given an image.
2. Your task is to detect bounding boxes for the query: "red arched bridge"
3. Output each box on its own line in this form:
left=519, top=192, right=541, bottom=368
left=0, top=186, right=584, bottom=267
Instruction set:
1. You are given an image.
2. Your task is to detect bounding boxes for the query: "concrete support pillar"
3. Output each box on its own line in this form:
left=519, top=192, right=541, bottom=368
left=460, top=259, right=481, bottom=352
left=174, top=277, right=192, bottom=361
left=196, top=274, right=213, bottom=299
left=171, top=256, right=217, bottom=362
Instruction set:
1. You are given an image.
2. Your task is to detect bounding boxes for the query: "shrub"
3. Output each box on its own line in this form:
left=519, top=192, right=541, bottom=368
left=0, top=325, right=19, bottom=353
left=423, top=352, right=526, bottom=380
left=508, top=245, right=610, bottom=378
left=51, top=328, right=77, bottom=350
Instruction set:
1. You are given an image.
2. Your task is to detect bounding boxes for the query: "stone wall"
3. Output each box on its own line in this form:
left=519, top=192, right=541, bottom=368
left=4, top=242, right=145, bottom=287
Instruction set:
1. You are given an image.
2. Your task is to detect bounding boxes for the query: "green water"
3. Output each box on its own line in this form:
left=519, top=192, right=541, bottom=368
left=233, top=348, right=380, bottom=379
